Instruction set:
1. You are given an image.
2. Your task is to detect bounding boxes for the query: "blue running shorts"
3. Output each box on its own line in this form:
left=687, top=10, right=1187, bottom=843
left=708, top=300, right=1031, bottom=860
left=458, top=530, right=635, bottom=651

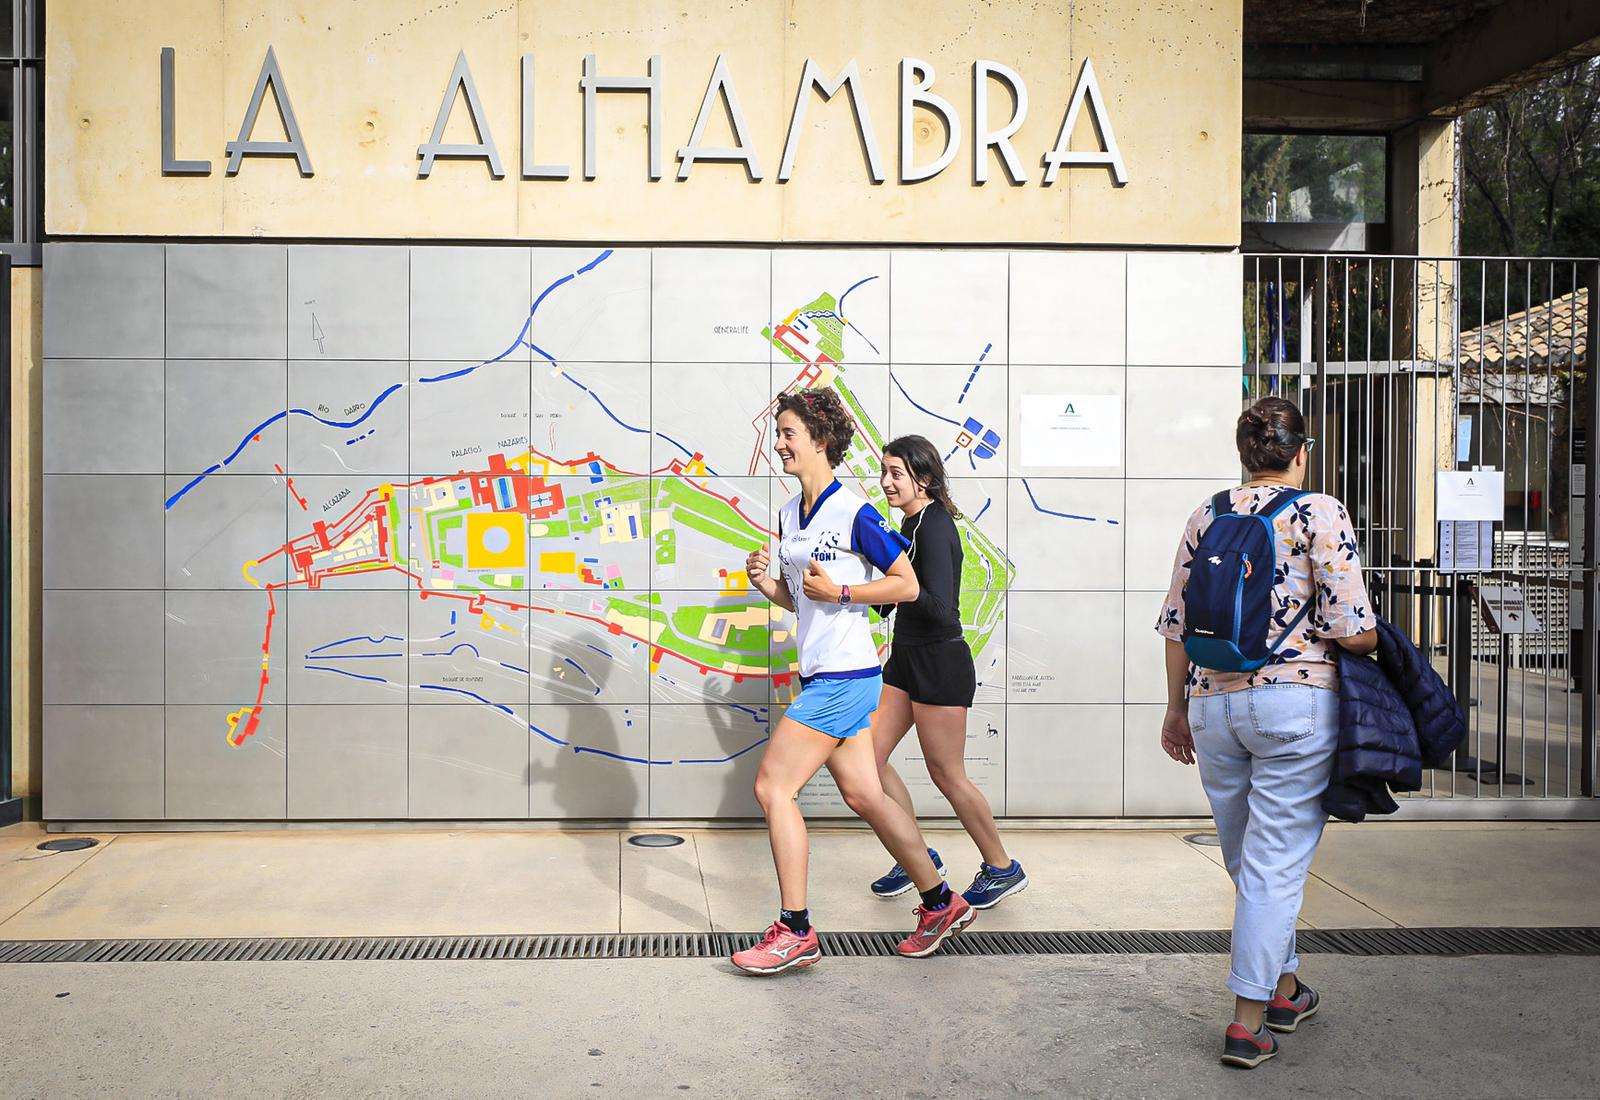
left=785, top=673, right=883, bottom=740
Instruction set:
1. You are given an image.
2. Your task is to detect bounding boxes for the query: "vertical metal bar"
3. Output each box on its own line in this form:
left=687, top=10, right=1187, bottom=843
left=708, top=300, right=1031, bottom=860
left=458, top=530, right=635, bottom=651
left=1440, top=263, right=1452, bottom=799
left=1566, top=261, right=1578, bottom=797
left=1365, top=259, right=1375, bottom=553
left=1498, top=262, right=1511, bottom=797
left=0, top=251, right=13, bottom=825
left=1543, top=260, right=1555, bottom=795
left=1583, top=260, right=1599, bottom=799
left=1521, top=261, right=1533, bottom=794
left=1321, top=256, right=1330, bottom=493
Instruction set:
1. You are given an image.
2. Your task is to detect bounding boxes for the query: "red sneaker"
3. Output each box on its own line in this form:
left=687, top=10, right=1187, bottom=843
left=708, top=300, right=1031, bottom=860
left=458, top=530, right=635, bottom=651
left=731, top=921, right=822, bottom=975
left=895, top=894, right=976, bottom=958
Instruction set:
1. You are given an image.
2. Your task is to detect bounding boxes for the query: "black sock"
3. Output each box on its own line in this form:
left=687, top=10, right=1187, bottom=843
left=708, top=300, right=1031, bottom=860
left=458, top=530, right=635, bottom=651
left=920, top=883, right=952, bottom=910
left=780, top=908, right=810, bottom=934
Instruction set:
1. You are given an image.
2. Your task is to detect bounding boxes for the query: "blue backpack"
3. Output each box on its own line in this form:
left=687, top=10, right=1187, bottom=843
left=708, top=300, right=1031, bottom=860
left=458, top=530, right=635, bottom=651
left=1182, top=488, right=1312, bottom=673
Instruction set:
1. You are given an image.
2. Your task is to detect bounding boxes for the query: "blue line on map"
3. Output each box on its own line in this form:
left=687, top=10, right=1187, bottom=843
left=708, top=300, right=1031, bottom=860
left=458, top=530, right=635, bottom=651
left=304, top=652, right=403, bottom=660
left=890, top=372, right=964, bottom=429
left=584, top=644, right=614, bottom=660
left=563, top=656, right=588, bottom=678
left=837, top=275, right=876, bottom=320
left=417, top=684, right=515, bottom=714
left=558, top=368, right=718, bottom=474
left=304, top=665, right=389, bottom=685
left=1021, top=478, right=1119, bottom=524
left=498, top=662, right=530, bottom=675
left=307, top=633, right=405, bottom=656
left=957, top=344, right=993, bottom=405
left=166, top=252, right=613, bottom=510
left=974, top=498, right=992, bottom=522
left=528, top=720, right=570, bottom=747
left=422, top=642, right=482, bottom=659
left=679, top=737, right=769, bottom=765
left=560, top=372, right=648, bottom=435
left=574, top=746, right=671, bottom=765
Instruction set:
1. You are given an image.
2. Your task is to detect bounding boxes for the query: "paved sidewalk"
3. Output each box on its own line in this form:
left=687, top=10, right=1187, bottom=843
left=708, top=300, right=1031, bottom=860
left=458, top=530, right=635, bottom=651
left=3, top=955, right=1597, bottom=1099
left=2, top=821, right=1596, bottom=939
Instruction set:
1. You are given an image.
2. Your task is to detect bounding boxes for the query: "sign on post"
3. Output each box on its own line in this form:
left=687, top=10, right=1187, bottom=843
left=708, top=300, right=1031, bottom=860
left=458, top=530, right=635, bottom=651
left=1477, top=584, right=1542, bottom=635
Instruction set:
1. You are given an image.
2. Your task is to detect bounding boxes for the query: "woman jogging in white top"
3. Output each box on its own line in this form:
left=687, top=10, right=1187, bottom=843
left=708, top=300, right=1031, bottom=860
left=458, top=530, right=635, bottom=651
left=730, top=390, right=976, bottom=975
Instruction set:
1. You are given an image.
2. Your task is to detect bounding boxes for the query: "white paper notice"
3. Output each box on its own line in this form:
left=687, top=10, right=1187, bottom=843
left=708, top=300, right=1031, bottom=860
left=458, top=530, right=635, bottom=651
left=1437, top=469, right=1505, bottom=521
left=1438, top=520, right=1494, bottom=573
left=1020, top=394, right=1122, bottom=468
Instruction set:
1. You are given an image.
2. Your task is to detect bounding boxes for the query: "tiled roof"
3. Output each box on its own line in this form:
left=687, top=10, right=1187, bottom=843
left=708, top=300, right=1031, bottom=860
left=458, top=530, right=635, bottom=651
left=1459, top=288, right=1589, bottom=373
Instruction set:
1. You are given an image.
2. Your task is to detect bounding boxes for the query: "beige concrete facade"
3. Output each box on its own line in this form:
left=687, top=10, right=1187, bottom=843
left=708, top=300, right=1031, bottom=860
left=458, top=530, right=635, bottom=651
left=8, top=270, right=40, bottom=809
left=45, top=0, right=1240, bottom=245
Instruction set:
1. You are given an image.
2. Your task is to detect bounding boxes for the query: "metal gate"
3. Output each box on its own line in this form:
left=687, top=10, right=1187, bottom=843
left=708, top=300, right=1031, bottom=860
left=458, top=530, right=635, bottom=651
left=1244, top=253, right=1599, bottom=813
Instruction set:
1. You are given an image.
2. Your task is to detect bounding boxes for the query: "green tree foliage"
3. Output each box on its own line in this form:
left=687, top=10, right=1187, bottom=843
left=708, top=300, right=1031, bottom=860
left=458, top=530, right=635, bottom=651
left=1461, top=57, right=1600, bottom=320
left=1243, top=134, right=1385, bottom=223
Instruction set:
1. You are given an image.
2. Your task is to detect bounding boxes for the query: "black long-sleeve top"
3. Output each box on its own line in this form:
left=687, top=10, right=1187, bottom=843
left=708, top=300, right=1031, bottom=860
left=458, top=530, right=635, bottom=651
left=877, top=501, right=963, bottom=644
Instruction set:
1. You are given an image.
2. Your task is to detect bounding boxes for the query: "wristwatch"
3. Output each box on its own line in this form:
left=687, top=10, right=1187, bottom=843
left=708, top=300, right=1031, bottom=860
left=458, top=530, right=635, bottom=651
left=838, top=584, right=852, bottom=605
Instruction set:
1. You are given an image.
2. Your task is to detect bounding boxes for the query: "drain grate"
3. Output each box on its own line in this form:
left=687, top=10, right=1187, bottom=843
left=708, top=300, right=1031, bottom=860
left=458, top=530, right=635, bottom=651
left=0, top=927, right=1595, bottom=964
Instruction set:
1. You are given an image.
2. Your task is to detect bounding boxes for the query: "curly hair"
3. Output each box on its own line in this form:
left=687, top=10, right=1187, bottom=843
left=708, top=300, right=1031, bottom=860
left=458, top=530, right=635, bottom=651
left=775, top=388, right=855, bottom=468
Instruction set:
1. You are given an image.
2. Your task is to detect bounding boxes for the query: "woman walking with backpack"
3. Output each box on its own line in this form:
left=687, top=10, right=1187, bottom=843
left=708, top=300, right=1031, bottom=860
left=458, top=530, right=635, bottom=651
left=1155, top=397, right=1378, bottom=1069
left=865, top=436, right=1026, bottom=909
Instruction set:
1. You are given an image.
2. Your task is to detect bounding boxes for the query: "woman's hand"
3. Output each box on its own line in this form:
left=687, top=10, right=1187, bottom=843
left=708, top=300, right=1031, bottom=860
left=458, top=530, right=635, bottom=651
left=801, top=559, right=840, bottom=603
left=745, top=546, right=770, bottom=581
left=1160, top=706, right=1195, bottom=765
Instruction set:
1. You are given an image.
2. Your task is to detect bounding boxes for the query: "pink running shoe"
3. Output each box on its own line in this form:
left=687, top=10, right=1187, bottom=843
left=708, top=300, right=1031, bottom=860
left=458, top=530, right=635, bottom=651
left=895, top=894, right=976, bottom=958
left=731, top=921, right=822, bottom=975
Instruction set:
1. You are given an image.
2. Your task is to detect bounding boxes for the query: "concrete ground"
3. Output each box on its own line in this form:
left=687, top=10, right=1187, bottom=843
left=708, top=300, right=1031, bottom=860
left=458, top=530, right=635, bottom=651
left=1, top=821, right=1596, bottom=1098
left=2, top=954, right=1597, bottom=1099
left=3, top=821, right=1598, bottom=939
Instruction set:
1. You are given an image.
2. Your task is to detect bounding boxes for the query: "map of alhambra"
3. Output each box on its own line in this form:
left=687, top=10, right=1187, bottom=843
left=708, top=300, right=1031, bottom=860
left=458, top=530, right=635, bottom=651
left=43, top=243, right=1126, bottom=819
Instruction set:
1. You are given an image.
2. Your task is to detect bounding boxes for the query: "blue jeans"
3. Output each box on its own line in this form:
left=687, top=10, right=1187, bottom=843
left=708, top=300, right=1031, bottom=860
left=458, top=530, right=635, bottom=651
left=1190, top=684, right=1338, bottom=1001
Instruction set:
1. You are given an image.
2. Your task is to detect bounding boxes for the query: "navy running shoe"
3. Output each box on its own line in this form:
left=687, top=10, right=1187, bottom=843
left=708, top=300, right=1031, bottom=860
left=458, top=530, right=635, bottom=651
left=1220, top=1022, right=1278, bottom=1069
left=960, top=860, right=1029, bottom=909
left=1264, top=979, right=1319, bottom=1034
left=870, top=849, right=944, bottom=898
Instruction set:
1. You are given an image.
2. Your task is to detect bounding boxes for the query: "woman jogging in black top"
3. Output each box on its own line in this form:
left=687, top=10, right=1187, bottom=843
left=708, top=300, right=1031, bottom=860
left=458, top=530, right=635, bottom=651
left=866, top=435, right=1028, bottom=909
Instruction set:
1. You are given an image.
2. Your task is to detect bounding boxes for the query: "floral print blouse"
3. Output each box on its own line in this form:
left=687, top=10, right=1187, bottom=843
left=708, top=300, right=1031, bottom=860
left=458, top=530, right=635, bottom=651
left=1155, top=486, right=1375, bottom=698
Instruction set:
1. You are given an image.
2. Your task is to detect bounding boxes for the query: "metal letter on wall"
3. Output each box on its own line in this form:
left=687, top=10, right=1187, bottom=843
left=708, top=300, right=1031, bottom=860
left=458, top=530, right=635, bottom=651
left=777, top=59, right=884, bottom=184
left=521, top=54, right=570, bottom=180
left=676, top=54, right=763, bottom=181
left=224, top=46, right=314, bottom=177
left=898, top=58, right=961, bottom=184
left=1041, top=57, right=1128, bottom=186
left=418, top=50, right=506, bottom=179
left=581, top=54, right=664, bottom=181
left=160, top=47, right=212, bottom=176
left=973, top=60, right=1028, bottom=185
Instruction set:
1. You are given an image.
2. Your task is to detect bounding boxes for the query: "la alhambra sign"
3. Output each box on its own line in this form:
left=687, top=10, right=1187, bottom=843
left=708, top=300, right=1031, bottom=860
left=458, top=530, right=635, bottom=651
left=163, top=48, right=1130, bottom=187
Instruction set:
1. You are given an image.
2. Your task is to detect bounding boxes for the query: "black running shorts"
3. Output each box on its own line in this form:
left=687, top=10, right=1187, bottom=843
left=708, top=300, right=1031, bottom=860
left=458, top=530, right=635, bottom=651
left=881, top=639, right=977, bottom=708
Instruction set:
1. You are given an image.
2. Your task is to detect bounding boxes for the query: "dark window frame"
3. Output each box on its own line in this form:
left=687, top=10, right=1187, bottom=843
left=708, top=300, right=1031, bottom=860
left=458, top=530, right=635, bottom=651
left=1, top=0, right=43, bottom=266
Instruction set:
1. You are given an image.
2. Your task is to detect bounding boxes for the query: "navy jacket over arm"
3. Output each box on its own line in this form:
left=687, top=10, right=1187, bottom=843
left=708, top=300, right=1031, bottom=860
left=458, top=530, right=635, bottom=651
left=1324, top=618, right=1467, bottom=821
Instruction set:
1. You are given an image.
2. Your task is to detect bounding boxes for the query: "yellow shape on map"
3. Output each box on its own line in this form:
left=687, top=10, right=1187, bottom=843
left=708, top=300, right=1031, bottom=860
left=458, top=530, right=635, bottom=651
left=465, top=512, right=526, bottom=569
left=540, top=551, right=578, bottom=574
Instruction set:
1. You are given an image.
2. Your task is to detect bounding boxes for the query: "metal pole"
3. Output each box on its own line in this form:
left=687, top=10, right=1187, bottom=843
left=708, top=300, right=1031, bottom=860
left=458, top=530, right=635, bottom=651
left=1, top=250, right=17, bottom=825
left=1582, top=261, right=1599, bottom=798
